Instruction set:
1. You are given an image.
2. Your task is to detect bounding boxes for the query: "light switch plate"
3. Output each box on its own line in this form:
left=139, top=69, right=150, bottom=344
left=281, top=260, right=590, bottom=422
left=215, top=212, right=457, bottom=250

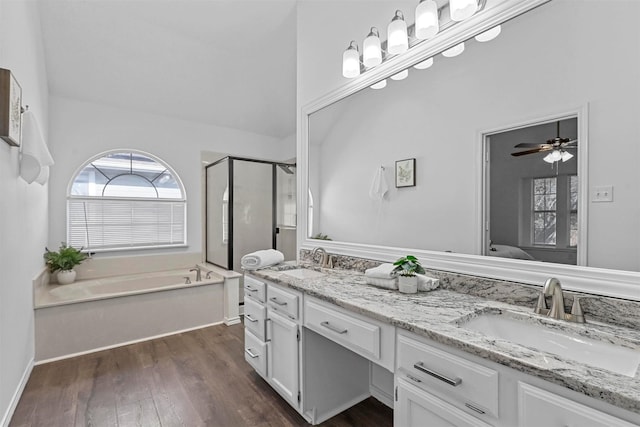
left=592, top=185, right=613, bottom=202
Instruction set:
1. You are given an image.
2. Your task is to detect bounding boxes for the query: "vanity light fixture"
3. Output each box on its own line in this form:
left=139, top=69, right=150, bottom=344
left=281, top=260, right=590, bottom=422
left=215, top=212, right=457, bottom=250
left=390, top=69, right=409, bottom=80
left=388, top=10, right=409, bottom=54
left=450, top=0, right=478, bottom=22
left=370, top=79, right=388, bottom=89
left=363, top=27, right=383, bottom=68
left=415, top=0, right=439, bottom=40
left=474, top=25, right=501, bottom=42
left=413, top=57, right=434, bottom=69
left=442, top=42, right=465, bottom=57
left=342, top=41, right=361, bottom=78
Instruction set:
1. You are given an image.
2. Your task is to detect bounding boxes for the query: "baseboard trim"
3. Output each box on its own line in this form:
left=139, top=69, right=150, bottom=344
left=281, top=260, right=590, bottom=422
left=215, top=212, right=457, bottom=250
left=35, top=321, right=224, bottom=365
left=313, top=392, right=370, bottom=425
left=1, top=358, right=34, bottom=427
left=224, top=316, right=241, bottom=326
left=370, top=384, right=394, bottom=409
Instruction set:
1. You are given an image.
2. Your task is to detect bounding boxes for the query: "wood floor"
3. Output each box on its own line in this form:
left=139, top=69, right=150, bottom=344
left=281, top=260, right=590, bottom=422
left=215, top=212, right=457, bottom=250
left=10, top=323, right=393, bottom=427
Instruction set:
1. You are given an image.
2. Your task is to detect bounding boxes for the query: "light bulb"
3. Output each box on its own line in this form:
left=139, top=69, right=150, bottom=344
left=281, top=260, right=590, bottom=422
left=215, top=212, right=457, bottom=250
left=342, top=41, right=360, bottom=78
left=363, top=27, right=382, bottom=68
left=413, top=57, right=434, bottom=70
left=370, top=79, right=387, bottom=90
left=442, top=42, right=465, bottom=58
left=415, top=0, right=439, bottom=40
left=387, top=10, right=408, bottom=55
left=561, top=150, right=574, bottom=162
left=475, top=25, right=502, bottom=42
left=450, top=0, right=478, bottom=22
left=390, top=69, right=409, bottom=81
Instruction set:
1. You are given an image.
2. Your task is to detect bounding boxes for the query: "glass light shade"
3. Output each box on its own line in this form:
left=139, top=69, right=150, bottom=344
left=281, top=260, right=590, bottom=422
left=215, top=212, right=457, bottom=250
left=561, top=150, right=574, bottom=162
left=450, top=0, right=478, bottom=21
left=370, top=79, right=387, bottom=90
left=413, top=57, right=434, bottom=70
left=543, top=150, right=563, bottom=163
left=387, top=11, right=409, bottom=55
left=363, top=28, right=382, bottom=68
left=342, top=43, right=360, bottom=78
left=475, top=25, right=502, bottom=42
left=415, top=0, right=439, bottom=40
left=442, top=42, right=465, bottom=58
left=390, top=69, right=409, bottom=81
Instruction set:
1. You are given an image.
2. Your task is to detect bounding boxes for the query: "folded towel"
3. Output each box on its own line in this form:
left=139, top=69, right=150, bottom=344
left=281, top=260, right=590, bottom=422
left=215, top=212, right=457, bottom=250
left=364, top=263, right=396, bottom=279
left=19, top=110, right=54, bottom=185
left=241, top=249, right=284, bottom=270
left=366, top=277, right=397, bottom=290
left=369, top=166, right=388, bottom=201
left=417, top=274, right=439, bottom=292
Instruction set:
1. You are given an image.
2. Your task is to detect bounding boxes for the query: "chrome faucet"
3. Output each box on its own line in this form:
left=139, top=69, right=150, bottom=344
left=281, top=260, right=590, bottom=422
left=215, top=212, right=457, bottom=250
left=312, top=247, right=333, bottom=268
left=190, top=265, right=202, bottom=282
left=534, top=277, right=585, bottom=323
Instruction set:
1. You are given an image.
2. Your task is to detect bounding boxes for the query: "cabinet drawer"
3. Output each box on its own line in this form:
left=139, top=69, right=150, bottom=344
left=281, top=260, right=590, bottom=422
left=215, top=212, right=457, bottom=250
left=305, top=298, right=380, bottom=360
left=267, top=285, right=299, bottom=320
left=244, top=297, right=267, bottom=341
left=244, top=275, right=266, bottom=303
left=397, top=333, right=499, bottom=418
left=244, top=329, right=267, bottom=378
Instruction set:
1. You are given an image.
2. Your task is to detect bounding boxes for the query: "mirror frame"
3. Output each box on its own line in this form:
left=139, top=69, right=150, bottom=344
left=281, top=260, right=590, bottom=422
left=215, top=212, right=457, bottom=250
left=298, top=0, right=640, bottom=301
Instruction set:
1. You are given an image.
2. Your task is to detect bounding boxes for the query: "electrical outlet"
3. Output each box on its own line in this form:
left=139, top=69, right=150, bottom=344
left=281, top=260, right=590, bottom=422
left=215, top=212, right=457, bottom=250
left=592, top=185, right=613, bottom=202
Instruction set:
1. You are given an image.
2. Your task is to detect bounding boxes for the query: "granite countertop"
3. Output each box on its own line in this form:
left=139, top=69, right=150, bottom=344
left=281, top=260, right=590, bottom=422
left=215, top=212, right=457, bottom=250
left=247, top=262, right=640, bottom=416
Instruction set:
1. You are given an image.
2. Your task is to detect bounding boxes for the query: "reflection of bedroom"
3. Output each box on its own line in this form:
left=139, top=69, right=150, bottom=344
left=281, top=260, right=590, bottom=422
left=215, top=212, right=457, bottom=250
left=488, top=118, right=578, bottom=265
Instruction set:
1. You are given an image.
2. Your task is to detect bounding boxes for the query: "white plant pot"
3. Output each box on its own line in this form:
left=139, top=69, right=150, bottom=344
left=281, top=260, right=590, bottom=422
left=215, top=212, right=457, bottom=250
left=398, top=275, right=418, bottom=294
left=57, top=269, right=77, bottom=285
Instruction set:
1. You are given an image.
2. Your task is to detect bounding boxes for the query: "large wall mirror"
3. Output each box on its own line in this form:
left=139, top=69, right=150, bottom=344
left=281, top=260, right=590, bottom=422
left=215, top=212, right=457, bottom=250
left=300, top=0, right=640, bottom=300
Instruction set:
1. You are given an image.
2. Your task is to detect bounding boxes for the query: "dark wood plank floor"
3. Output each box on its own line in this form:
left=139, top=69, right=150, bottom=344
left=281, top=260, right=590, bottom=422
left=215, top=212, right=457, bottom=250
left=10, top=323, right=393, bottom=427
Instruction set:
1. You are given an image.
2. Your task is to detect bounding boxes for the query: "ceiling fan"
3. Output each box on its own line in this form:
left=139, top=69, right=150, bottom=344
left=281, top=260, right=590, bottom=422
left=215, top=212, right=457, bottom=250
left=511, top=121, right=577, bottom=162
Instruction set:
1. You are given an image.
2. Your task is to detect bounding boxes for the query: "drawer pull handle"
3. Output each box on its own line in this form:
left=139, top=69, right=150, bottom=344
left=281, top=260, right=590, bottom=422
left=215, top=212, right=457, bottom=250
left=245, top=287, right=258, bottom=293
left=245, top=314, right=258, bottom=323
left=465, top=403, right=485, bottom=414
left=245, top=348, right=259, bottom=358
left=413, top=362, right=462, bottom=387
left=320, top=321, right=348, bottom=334
left=269, top=297, right=288, bottom=306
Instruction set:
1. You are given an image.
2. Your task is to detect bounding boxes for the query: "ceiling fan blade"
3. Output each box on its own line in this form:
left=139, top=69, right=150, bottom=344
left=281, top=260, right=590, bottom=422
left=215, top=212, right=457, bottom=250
left=511, top=146, right=553, bottom=157
left=514, top=142, right=550, bottom=148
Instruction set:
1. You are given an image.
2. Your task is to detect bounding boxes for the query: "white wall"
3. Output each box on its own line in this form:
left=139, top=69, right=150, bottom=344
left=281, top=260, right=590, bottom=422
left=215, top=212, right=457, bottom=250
left=0, top=1, right=49, bottom=424
left=48, top=96, right=288, bottom=259
left=299, top=0, right=640, bottom=271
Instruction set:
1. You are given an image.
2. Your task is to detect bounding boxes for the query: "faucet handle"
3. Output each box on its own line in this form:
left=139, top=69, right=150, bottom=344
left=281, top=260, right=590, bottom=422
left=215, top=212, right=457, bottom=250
left=534, top=291, right=549, bottom=315
left=184, top=276, right=192, bottom=284
left=569, top=297, right=585, bottom=323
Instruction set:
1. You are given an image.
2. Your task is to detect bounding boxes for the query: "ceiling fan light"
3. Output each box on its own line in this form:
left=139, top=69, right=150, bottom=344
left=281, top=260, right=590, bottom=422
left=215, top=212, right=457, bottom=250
left=342, top=41, right=360, bottom=78
left=543, top=152, right=556, bottom=164
left=561, top=150, right=574, bottom=162
left=390, top=69, right=409, bottom=81
left=450, top=0, right=478, bottom=22
left=370, top=79, right=387, bottom=89
left=475, top=25, right=502, bottom=42
left=442, top=42, right=465, bottom=58
left=387, top=10, right=409, bottom=55
left=413, top=57, right=434, bottom=70
left=415, top=0, right=439, bottom=40
left=363, top=27, right=382, bottom=68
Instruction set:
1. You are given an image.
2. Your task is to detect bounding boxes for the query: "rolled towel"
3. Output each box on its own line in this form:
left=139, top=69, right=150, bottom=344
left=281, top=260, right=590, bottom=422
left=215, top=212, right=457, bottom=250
left=364, top=263, right=396, bottom=279
left=366, top=277, right=397, bottom=290
left=417, top=274, right=439, bottom=292
left=241, top=249, right=285, bottom=270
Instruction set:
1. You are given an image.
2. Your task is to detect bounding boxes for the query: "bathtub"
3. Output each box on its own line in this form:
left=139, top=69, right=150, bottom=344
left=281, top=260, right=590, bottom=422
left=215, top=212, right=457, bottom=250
left=34, top=267, right=237, bottom=362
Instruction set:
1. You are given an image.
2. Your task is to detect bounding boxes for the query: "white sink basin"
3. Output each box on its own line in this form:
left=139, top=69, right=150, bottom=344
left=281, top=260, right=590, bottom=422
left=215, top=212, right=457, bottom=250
left=281, top=268, right=326, bottom=279
left=461, top=312, right=640, bottom=377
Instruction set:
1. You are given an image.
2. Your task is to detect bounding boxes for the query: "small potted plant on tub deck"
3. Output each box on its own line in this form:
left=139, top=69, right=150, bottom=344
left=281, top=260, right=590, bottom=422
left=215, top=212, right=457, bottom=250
left=44, top=243, right=88, bottom=285
left=392, top=255, right=425, bottom=294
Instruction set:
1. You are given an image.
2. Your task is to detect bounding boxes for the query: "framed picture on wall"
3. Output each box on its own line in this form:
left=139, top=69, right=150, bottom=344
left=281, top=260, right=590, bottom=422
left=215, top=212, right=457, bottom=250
left=0, top=68, right=22, bottom=147
left=395, top=158, right=416, bottom=188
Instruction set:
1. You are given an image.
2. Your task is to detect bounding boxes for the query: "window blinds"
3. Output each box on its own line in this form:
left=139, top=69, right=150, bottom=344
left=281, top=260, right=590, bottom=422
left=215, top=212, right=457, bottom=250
left=68, top=198, right=186, bottom=251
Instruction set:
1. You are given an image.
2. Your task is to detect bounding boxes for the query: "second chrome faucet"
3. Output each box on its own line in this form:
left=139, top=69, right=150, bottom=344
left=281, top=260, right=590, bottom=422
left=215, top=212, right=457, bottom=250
left=534, top=277, right=585, bottom=323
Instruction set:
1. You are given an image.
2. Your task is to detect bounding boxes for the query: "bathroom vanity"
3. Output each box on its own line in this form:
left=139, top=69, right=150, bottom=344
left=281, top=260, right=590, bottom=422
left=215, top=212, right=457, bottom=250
left=243, top=265, right=640, bottom=426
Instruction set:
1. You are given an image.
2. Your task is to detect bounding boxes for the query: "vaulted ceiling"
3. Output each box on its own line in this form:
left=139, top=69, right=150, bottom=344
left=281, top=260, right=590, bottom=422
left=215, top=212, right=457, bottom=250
left=38, top=0, right=297, bottom=139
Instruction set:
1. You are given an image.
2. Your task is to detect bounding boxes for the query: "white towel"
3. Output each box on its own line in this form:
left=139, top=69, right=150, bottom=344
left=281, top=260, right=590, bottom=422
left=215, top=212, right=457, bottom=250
left=364, top=263, right=396, bottom=279
left=369, top=167, right=388, bottom=201
left=417, top=274, right=440, bottom=291
left=19, top=110, right=54, bottom=185
left=241, top=249, right=285, bottom=270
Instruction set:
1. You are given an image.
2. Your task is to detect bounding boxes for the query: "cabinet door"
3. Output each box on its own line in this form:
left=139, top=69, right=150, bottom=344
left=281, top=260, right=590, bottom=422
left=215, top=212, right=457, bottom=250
left=518, top=382, right=638, bottom=427
left=267, top=309, right=299, bottom=408
left=395, top=378, right=493, bottom=427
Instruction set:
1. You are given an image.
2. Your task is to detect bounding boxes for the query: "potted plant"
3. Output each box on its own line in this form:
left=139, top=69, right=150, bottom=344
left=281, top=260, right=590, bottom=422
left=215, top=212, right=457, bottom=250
left=44, top=243, right=88, bottom=285
left=392, top=255, right=425, bottom=294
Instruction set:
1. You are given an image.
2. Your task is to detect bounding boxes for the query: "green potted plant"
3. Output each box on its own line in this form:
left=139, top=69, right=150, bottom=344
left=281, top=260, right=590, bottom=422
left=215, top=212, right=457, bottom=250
left=392, top=255, right=425, bottom=294
left=44, top=243, right=88, bottom=285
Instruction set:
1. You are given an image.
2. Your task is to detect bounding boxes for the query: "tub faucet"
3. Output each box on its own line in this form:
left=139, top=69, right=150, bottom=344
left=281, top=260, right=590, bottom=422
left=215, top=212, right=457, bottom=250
left=190, top=265, right=202, bottom=282
left=312, top=247, right=333, bottom=268
left=534, top=277, right=585, bottom=323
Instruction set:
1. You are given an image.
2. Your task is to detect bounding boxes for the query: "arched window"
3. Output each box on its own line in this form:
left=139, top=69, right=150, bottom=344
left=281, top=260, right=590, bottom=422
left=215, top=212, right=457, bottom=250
left=67, top=150, right=187, bottom=252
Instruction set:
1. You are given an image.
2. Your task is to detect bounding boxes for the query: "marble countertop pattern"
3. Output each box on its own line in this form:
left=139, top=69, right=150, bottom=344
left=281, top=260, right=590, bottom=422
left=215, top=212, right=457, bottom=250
left=246, top=262, right=640, bottom=415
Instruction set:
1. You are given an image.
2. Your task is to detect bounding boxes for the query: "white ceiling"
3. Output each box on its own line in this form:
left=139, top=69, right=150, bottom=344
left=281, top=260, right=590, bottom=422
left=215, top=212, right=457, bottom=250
left=38, top=0, right=297, bottom=139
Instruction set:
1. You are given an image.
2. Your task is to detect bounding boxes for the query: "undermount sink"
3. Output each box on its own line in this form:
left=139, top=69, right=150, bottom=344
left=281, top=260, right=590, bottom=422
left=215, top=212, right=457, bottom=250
left=281, top=268, right=326, bottom=279
left=459, top=311, right=640, bottom=377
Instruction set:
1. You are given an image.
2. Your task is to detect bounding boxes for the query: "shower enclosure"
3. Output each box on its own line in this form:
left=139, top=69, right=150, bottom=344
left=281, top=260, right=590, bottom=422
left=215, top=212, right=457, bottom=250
left=205, top=157, right=297, bottom=273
